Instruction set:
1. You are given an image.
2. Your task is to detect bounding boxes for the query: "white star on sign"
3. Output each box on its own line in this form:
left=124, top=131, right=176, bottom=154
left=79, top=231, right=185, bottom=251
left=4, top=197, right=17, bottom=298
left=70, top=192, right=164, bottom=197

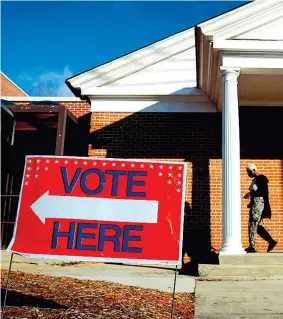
left=35, top=174, right=39, bottom=178
left=159, top=165, right=163, bottom=169
left=28, top=160, right=32, bottom=163
left=159, top=172, right=163, bottom=176
left=140, top=164, right=144, bottom=168
left=25, top=182, right=28, bottom=185
left=178, top=173, right=182, bottom=177
left=177, top=181, right=181, bottom=185
left=36, top=159, right=41, bottom=163
left=121, top=163, right=126, bottom=167
left=131, top=164, right=135, bottom=167
left=36, top=167, right=40, bottom=170
left=103, top=162, right=107, bottom=166
left=74, top=161, right=78, bottom=165
left=93, top=162, right=97, bottom=166
left=55, top=160, right=59, bottom=164
left=45, top=167, right=48, bottom=171
left=177, top=188, right=181, bottom=192
left=167, top=180, right=172, bottom=184
left=169, top=166, right=173, bottom=170
left=112, top=163, right=116, bottom=167
left=46, top=159, right=49, bottom=163
left=168, top=173, right=172, bottom=177
left=178, top=166, right=182, bottom=170
left=83, top=161, right=87, bottom=165
left=64, top=160, right=68, bottom=164
left=26, top=174, right=30, bottom=178
left=27, top=167, right=31, bottom=171
left=150, top=164, right=154, bottom=168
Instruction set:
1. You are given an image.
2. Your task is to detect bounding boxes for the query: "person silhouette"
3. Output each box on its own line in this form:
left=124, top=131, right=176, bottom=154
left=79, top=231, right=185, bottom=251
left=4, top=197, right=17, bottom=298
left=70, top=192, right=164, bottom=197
left=243, top=164, right=277, bottom=253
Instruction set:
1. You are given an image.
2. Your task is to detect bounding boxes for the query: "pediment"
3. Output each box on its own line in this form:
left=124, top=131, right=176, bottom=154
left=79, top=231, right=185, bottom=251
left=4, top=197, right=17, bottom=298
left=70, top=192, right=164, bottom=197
left=232, top=16, right=283, bottom=41
left=67, top=28, right=196, bottom=96
left=199, top=0, right=283, bottom=42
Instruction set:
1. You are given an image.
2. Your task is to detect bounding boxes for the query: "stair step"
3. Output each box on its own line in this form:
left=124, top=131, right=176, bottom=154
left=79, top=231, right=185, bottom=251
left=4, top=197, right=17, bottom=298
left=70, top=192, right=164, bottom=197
left=218, top=252, right=283, bottom=265
left=199, top=264, right=283, bottom=278
left=198, top=275, right=283, bottom=281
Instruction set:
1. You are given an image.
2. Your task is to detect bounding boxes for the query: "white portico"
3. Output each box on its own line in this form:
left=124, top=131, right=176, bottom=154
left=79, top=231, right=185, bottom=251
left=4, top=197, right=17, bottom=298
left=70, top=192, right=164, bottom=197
left=67, top=0, right=283, bottom=254
left=197, top=0, right=283, bottom=254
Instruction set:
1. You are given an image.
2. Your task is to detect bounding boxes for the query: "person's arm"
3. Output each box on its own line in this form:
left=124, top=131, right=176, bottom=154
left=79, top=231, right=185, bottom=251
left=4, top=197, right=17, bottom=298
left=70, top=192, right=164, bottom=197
left=243, top=192, right=251, bottom=199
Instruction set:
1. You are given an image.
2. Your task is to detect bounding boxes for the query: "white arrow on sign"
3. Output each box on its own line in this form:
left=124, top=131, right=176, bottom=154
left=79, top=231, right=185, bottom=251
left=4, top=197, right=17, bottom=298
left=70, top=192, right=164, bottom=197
left=30, top=191, right=159, bottom=224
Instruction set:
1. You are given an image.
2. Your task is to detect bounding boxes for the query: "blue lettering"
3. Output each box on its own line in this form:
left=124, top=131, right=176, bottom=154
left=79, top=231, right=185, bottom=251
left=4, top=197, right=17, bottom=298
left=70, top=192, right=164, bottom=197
left=51, top=221, right=76, bottom=249
left=98, top=224, right=121, bottom=252
left=126, top=171, right=147, bottom=197
left=105, top=170, right=127, bottom=196
left=80, top=168, right=105, bottom=195
left=61, top=168, right=82, bottom=193
left=122, top=225, right=143, bottom=253
left=75, top=223, right=98, bottom=250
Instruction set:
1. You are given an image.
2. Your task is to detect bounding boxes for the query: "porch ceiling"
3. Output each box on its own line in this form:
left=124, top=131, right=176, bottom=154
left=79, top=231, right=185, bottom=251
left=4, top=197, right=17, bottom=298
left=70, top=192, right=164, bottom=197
left=238, top=74, right=283, bottom=104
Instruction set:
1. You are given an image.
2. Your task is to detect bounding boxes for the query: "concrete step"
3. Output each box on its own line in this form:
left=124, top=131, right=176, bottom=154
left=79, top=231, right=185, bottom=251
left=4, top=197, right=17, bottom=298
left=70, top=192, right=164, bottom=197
left=218, top=252, right=283, bottom=265
left=199, top=264, right=283, bottom=278
left=198, top=276, right=283, bottom=281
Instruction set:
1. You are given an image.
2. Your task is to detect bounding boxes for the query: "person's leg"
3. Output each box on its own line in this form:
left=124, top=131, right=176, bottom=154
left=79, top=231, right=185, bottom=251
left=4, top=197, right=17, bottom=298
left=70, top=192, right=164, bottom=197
left=257, top=224, right=274, bottom=243
left=247, top=198, right=264, bottom=252
left=257, top=222, right=278, bottom=252
left=248, top=218, right=259, bottom=252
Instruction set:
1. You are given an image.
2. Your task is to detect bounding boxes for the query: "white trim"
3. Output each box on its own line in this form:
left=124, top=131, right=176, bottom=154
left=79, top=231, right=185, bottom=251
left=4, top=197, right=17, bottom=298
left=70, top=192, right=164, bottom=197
left=1, top=96, right=83, bottom=102
left=67, top=28, right=195, bottom=90
left=83, top=86, right=203, bottom=97
left=214, top=39, right=283, bottom=52
left=197, top=0, right=283, bottom=102
left=221, top=53, right=283, bottom=71
left=89, top=95, right=207, bottom=102
left=199, top=0, right=282, bottom=36
left=1, top=72, right=28, bottom=96
left=213, top=2, right=283, bottom=40
left=90, top=100, right=217, bottom=113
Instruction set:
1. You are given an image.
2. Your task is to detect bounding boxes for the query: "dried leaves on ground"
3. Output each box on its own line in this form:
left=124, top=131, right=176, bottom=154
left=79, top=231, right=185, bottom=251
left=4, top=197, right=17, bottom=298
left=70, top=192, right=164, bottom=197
left=1, top=270, right=194, bottom=319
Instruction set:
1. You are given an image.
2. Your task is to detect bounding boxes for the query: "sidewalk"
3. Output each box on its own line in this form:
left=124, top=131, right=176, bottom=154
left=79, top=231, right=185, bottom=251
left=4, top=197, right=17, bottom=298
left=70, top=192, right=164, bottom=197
left=1, top=251, right=195, bottom=293
left=194, top=279, right=283, bottom=319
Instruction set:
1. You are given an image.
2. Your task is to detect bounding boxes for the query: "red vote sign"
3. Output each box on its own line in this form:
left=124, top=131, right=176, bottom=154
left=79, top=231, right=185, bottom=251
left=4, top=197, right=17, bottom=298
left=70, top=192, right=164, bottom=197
left=7, top=156, right=187, bottom=265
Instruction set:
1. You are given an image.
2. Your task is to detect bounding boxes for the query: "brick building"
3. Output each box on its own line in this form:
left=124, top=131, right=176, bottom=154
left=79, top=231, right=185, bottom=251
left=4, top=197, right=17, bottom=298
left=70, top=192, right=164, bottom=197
left=1, top=0, right=283, bottom=254
left=1, top=72, right=28, bottom=97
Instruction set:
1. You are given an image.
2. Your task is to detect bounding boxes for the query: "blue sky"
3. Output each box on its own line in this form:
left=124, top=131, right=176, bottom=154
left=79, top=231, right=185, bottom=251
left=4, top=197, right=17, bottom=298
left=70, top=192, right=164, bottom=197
left=1, top=1, right=248, bottom=96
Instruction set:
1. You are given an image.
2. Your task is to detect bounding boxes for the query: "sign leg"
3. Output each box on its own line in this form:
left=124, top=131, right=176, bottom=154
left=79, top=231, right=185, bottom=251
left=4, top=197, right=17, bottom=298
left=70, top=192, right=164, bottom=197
left=2, top=253, right=14, bottom=318
left=170, top=265, right=178, bottom=319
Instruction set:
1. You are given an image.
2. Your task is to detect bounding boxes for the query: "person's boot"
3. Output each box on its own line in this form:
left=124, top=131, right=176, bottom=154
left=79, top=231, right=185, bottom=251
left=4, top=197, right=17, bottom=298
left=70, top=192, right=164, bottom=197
left=245, top=247, right=257, bottom=253
left=267, top=240, right=277, bottom=252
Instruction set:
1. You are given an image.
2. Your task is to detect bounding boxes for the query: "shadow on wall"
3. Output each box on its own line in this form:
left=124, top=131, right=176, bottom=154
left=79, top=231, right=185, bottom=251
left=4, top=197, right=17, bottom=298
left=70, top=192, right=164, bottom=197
left=89, top=106, right=283, bottom=275
left=89, top=111, right=223, bottom=275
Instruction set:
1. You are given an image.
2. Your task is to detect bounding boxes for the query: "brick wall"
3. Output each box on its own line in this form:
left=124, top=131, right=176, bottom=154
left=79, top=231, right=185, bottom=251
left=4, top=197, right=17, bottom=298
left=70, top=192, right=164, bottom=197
left=60, top=101, right=90, bottom=117
left=9, top=100, right=283, bottom=253
left=86, top=107, right=283, bottom=253
left=1, top=74, right=27, bottom=97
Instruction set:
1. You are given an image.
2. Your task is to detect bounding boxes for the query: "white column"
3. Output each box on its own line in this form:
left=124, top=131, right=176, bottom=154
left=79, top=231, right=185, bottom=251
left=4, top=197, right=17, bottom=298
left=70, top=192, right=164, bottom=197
left=219, top=67, right=245, bottom=255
